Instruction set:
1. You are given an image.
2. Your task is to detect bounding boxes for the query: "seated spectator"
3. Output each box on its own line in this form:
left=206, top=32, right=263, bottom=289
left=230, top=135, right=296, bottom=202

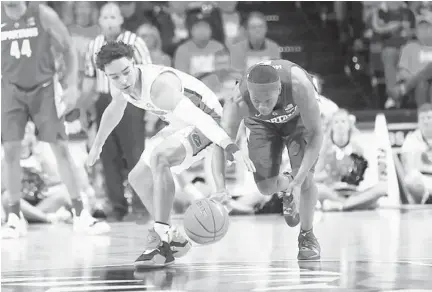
left=230, top=12, right=281, bottom=73
left=217, top=1, right=243, bottom=48
left=371, top=2, right=416, bottom=108
left=315, top=109, right=387, bottom=211
left=1, top=123, right=72, bottom=224
left=118, top=1, right=154, bottom=33
left=401, top=103, right=432, bottom=204
left=174, top=13, right=225, bottom=77
left=137, top=23, right=172, bottom=66
left=391, top=16, right=432, bottom=106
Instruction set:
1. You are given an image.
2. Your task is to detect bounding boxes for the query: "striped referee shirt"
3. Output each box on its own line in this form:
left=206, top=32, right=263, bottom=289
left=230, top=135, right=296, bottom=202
left=85, top=30, right=152, bottom=94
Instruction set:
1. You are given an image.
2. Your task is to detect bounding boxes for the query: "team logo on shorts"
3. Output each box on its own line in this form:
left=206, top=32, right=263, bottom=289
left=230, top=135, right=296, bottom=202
left=191, top=133, right=202, bottom=148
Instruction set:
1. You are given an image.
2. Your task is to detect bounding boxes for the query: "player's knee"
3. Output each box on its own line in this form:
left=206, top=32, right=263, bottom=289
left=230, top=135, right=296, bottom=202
left=150, top=151, right=170, bottom=171
left=256, top=178, right=278, bottom=196
left=3, top=142, right=22, bottom=163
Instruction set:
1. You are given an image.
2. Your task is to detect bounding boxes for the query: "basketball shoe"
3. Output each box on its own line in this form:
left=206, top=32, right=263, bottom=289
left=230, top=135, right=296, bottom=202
left=280, top=172, right=300, bottom=227
left=142, top=227, right=192, bottom=258
left=297, top=229, right=321, bottom=260
left=1, top=212, right=28, bottom=239
left=73, top=209, right=111, bottom=235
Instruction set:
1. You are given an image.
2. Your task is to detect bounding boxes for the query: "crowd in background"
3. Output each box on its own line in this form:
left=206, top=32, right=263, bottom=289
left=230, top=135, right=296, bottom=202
left=1, top=1, right=431, bottom=226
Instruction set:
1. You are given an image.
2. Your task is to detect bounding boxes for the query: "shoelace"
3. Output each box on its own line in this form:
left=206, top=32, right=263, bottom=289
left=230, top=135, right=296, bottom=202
left=299, top=233, right=317, bottom=250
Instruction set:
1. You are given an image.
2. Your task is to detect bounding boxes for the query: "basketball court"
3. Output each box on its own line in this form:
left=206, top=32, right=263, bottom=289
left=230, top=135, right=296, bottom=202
left=2, top=209, right=432, bottom=292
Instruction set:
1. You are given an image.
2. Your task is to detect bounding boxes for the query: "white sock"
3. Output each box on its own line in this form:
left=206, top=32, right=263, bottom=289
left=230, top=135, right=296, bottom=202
left=154, top=222, right=170, bottom=243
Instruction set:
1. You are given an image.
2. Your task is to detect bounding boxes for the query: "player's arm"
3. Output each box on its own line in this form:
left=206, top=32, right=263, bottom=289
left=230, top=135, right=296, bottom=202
left=39, top=4, right=78, bottom=89
left=151, top=72, right=237, bottom=150
left=91, top=86, right=127, bottom=150
left=291, top=66, right=324, bottom=184
left=151, top=72, right=256, bottom=173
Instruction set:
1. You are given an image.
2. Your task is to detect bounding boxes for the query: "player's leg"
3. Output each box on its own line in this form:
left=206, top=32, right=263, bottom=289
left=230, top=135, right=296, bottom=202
left=245, top=121, right=301, bottom=225
left=134, top=127, right=211, bottom=268
left=31, top=83, right=109, bottom=234
left=287, top=134, right=320, bottom=260
left=341, top=182, right=387, bottom=211
left=246, top=121, right=288, bottom=195
left=1, top=82, right=29, bottom=239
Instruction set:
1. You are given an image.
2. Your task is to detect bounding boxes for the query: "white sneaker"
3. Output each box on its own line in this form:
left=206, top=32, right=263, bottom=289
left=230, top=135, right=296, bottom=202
left=73, top=210, right=110, bottom=235
left=1, top=213, right=28, bottom=239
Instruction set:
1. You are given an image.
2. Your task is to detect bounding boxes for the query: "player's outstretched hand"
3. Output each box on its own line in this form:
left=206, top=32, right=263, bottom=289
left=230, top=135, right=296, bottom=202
left=210, top=189, right=232, bottom=205
left=285, top=179, right=302, bottom=212
left=232, top=150, right=256, bottom=173
left=87, top=144, right=102, bottom=167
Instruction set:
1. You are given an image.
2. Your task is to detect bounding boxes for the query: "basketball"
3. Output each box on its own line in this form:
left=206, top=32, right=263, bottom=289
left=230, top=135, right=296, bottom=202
left=183, top=198, right=230, bottom=245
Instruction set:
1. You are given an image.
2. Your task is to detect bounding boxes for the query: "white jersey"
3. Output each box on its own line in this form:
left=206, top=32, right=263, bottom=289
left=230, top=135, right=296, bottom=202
left=119, top=64, right=223, bottom=129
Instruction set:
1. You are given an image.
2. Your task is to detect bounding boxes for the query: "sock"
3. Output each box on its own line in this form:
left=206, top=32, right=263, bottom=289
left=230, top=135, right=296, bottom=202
left=8, top=201, right=21, bottom=217
left=300, top=228, right=313, bottom=236
left=71, top=198, right=84, bottom=216
left=154, top=221, right=170, bottom=243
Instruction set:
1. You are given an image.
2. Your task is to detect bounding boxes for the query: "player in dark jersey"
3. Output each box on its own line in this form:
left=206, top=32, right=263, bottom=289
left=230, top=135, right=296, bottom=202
left=222, top=59, right=323, bottom=260
left=1, top=1, right=109, bottom=238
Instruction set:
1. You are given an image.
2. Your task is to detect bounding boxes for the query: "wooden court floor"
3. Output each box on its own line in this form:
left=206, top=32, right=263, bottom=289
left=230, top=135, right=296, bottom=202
left=2, top=209, right=432, bottom=292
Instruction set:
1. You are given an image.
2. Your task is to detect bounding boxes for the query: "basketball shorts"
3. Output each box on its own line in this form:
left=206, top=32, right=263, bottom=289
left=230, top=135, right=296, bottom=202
left=1, top=78, right=67, bottom=143
left=142, top=125, right=214, bottom=174
left=245, top=119, right=317, bottom=182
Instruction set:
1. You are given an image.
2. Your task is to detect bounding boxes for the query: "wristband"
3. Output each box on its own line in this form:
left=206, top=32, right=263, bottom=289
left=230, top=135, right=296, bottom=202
left=225, top=143, right=240, bottom=155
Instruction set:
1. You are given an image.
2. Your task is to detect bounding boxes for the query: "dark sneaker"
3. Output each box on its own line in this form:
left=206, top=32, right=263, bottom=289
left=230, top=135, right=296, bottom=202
left=146, top=227, right=192, bottom=258
left=297, top=229, right=321, bottom=260
left=282, top=193, right=300, bottom=227
left=134, top=241, right=175, bottom=268
left=170, top=226, right=192, bottom=258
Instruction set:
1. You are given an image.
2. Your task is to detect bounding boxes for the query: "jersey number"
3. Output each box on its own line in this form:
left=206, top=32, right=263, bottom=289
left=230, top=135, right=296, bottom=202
left=10, top=39, right=32, bottom=59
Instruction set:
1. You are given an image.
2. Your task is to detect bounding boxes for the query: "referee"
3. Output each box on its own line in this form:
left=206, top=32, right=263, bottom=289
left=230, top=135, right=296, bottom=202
left=82, top=3, right=151, bottom=221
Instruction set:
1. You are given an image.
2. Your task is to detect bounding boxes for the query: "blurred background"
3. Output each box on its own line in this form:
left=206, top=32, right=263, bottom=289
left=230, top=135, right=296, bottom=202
left=2, top=1, right=431, bottom=224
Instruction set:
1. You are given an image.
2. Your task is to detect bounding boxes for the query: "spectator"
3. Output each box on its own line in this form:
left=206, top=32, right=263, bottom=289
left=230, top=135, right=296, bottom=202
left=401, top=103, right=432, bottom=204
left=391, top=16, right=432, bottom=106
left=174, top=13, right=225, bottom=77
left=217, top=1, right=243, bottom=48
left=371, top=2, right=416, bottom=108
left=314, top=109, right=387, bottom=211
left=118, top=1, right=153, bottom=33
left=136, top=23, right=172, bottom=66
left=230, top=12, right=281, bottom=73
left=1, top=123, right=72, bottom=224
left=82, top=3, right=151, bottom=221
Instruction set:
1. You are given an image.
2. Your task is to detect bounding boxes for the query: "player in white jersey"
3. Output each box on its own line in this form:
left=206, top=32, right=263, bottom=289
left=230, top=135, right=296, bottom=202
left=87, top=41, right=255, bottom=267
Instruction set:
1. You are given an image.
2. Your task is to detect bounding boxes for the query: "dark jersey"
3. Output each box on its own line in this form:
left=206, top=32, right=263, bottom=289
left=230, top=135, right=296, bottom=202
left=1, top=3, right=56, bottom=88
left=239, top=59, right=316, bottom=126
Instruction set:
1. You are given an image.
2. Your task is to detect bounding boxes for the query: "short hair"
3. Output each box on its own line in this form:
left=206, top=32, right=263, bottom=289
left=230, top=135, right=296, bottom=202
left=246, top=11, right=266, bottom=27
left=418, top=103, right=432, bottom=114
left=95, top=41, right=134, bottom=71
left=247, top=64, right=279, bottom=84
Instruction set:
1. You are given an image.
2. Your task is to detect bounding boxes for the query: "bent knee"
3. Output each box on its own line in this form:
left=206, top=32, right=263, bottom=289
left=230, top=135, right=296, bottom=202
left=256, top=177, right=278, bottom=196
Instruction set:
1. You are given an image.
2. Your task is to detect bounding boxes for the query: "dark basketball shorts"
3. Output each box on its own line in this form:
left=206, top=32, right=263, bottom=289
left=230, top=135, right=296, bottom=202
left=245, top=119, right=317, bottom=182
left=1, top=79, right=67, bottom=143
